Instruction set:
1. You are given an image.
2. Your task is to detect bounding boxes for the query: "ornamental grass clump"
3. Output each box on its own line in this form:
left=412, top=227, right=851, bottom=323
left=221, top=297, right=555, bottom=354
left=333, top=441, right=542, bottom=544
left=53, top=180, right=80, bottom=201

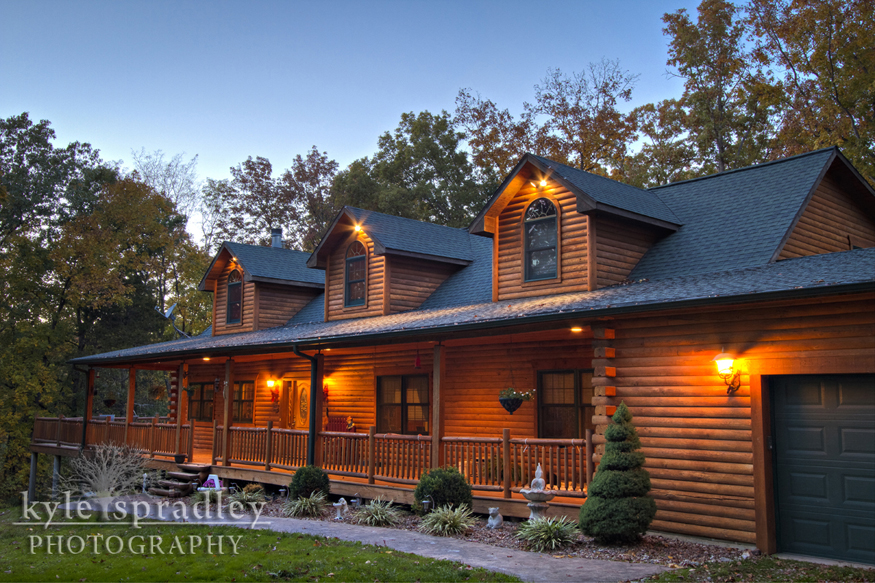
left=189, top=489, right=222, bottom=506
left=516, top=517, right=579, bottom=552
left=579, top=402, right=656, bottom=544
left=413, top=467, right=472, bottom=515
left=419, top=504, right=476, bottom=536
left=289, top=465, right=331, bottom=499
left=282, top=491, right=328, bottom=517
left=352, top=497, right=402, bottom=527
left=230, top=483, right=266, bottom=505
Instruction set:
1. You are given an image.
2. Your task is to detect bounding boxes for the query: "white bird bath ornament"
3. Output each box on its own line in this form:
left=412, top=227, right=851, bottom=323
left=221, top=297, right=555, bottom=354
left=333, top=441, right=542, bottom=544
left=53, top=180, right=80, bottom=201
left=333, top=497, right=349, bottom=520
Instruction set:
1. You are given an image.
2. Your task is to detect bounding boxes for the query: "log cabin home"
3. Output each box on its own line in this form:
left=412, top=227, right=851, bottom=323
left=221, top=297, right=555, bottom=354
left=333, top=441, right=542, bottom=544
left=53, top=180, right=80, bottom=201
left=31, top=146, right=875, bottom=564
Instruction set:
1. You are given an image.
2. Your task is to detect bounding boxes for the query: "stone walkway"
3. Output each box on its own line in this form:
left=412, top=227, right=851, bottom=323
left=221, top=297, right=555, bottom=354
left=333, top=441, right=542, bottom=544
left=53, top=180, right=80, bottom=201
left=91, top=499, right=669, bottom=583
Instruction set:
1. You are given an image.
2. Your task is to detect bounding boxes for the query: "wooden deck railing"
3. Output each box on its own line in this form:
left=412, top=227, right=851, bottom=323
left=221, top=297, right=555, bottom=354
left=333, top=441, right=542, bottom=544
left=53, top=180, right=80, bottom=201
left=33, top=416, right=593, bottom=498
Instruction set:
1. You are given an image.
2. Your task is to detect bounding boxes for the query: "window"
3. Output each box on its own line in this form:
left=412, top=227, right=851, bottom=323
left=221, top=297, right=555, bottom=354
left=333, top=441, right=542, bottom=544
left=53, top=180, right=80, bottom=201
left=524, top=198, right=558, bottom=281
left=377, top=375, right=429, bottom=434
left=188, top=382, right=214, bottom=422
left=538, top=370, right=593, bottom=439
left=345, top=241, right=366, bottom=307
left=226, top=269, right=242, bottom=324
left=233, top=380, right=255, bottom=423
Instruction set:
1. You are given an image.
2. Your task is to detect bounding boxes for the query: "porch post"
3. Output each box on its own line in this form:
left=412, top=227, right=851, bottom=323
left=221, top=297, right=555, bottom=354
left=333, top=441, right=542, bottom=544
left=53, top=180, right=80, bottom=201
left=28, top=453, right=38, bottom=501
left=312, top=353, right=325, bottom=466
left=123, top=368, right=136, bottom=445
left=431, top=344, right=444, bottom=468
left=52, top=455, right=61, bottom=500
left=222, top=359, right=234, bottom=466
left=81, top=368, right=95, bottom=450
left=174, top=363, right=187, bottom=456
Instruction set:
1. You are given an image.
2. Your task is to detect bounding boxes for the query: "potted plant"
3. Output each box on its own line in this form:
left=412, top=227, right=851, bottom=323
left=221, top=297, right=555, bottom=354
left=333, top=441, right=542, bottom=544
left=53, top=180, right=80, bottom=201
left=498, top=387, right=535, bottom=414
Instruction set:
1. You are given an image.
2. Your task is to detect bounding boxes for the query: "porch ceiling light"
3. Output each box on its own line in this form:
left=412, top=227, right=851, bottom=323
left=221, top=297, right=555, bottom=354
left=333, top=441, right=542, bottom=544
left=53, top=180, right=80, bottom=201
left=713, top=349, right=741, bottom=394
left=570, top=327, right=583, bottom=333
left=202, top=357, right=211, bottom=361
left=540, top=179, right=547, bottom=187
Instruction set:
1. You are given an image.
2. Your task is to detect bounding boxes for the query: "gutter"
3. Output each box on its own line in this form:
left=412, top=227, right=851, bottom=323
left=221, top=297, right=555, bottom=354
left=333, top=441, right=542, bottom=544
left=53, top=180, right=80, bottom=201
left=68, top=280, right=875, bottom=367
left=292, top=345, right=318, bottom=466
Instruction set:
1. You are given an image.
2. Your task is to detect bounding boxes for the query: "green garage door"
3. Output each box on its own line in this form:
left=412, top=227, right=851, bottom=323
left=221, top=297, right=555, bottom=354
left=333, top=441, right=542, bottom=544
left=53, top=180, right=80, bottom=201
left=773, top=375, right=875, bottom=564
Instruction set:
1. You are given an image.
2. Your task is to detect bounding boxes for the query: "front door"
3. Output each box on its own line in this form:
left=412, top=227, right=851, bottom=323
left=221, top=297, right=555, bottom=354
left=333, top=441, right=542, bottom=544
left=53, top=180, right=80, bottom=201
left=772, top=374, right=875, bottom=564
left=294, top=381, right=310, bottom=430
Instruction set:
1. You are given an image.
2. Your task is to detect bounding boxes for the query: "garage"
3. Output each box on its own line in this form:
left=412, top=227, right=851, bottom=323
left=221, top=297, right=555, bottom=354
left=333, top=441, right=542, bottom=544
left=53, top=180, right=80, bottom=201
left=772, top=374, right=875, bottom=564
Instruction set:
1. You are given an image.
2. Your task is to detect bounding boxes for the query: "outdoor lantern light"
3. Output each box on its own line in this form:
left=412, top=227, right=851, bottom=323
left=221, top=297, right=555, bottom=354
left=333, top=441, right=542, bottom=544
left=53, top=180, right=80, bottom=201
left=713, top=349, right=741, bottom=394
left=266, top=379, right=275, bottom=388
left=354, top=225, right=362, bottom=232
left=540, top=179, right=547, bottom=187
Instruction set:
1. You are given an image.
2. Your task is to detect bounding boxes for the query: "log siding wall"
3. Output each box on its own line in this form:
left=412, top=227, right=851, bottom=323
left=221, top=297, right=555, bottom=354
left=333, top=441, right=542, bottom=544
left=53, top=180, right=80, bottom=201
left=779, top=172, right=875, bottom=259
left=496, top=181, right=589, bottom=300
left=212, top=261, right=255, bottom=335
left=388, top=256, right=457, bottom=314
left=326, top=233, right=385, bottom=321
left=595, top=216, right=660, bottom=288
left=592, top=292, right=875, bottom=544
left=256, top=284, right=321, bottom=330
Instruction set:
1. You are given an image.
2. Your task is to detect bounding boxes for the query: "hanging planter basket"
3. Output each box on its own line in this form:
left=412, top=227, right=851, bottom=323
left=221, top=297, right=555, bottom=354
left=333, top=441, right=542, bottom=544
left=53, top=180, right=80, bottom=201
left=103, top=399, right=116, bottom=408
left=499, top=397, right=524, bottom=415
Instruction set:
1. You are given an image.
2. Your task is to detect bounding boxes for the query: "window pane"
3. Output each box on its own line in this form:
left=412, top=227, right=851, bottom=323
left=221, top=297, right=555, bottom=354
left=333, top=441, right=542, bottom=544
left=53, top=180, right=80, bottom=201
left=348, top=281, right=365, bottom=300
left=406, top=376, right=428, bottom=405
left=527, top=218, right=557, bottom=249
left=541, top=372, right=574, bottom=404
left=227, top=283, right=242, bottom=322
left=406, top=405, right=429, bottom=434
left=378, top=404, right=401, bottom=433
left=528, top=249, right=557, bottom=279
left=541, top=406, right=577, bottom=439
left=379, top=377, right=402, bottom=404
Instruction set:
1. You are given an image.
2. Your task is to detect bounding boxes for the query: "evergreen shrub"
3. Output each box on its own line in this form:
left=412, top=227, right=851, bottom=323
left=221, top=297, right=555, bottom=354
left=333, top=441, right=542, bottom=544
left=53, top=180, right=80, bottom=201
left=289, top=465, right=331, bottom=499
left=413, top=466, right=472, bottom=515
left=579, top=402, right=656, bottom=544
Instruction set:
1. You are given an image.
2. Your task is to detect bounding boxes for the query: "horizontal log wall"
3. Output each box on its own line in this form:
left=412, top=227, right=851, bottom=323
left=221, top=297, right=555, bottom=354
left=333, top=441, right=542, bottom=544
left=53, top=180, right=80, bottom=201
left=779, top=169, right=875, bottom=260
left=594, top=292, right=875, bottom=544
left=388, top=256, right=457, bottom=314
left=326, top=232, right=385, bottom=321
left=595, top=216, right=660, bottom=288
left=496, top=179, right=589, bottom=301
left=442, top=336, right=593, bottom=437
left=213, top=260, right=255, bottom=335
left=256, top=283, right=321, bottom=330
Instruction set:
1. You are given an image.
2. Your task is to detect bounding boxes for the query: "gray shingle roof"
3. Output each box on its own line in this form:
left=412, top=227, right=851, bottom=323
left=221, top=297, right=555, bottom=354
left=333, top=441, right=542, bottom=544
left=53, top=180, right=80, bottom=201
left=530, top=155, right=681, bottom=225
left=631, top=149, right=835, bottom=281
left=224, top=242, right=324, bottom=285
left=71, top=247, right=875, bottom=364
left=345, top=207, right=474, bottom=263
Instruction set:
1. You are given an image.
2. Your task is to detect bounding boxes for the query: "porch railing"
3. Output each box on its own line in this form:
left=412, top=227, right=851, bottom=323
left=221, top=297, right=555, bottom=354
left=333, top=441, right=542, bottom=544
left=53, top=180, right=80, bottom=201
left=33, top=416, right=83, bottom=447
left=33, top=416, right=193, bottom=460
left=373, top=432, right=431, bottom=484
left=213, top=423, right=309, bottom=471
left=321, top=431, right=368, bottom=478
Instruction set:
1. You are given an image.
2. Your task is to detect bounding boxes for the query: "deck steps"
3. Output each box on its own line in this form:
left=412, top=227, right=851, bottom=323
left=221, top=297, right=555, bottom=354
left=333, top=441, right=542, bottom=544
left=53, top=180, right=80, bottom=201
left=149, top=463, right=210, bottom=498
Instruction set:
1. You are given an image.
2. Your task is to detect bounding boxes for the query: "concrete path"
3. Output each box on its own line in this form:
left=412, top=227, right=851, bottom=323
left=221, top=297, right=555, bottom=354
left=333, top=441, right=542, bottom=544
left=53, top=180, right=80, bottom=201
left=86, top=499, right=669, bottom=583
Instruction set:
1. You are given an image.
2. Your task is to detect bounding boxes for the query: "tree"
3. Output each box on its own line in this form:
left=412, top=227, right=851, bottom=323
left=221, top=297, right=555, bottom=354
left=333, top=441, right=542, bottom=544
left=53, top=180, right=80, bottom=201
left=280, top=146, right=340, bottom=251
left=130, top=148, right=201, bottom=219
left=579, top=402, right=656, bottom=543
left=664, top=0, right=783, bottom=173
left=332, top=111, right=491, bottom=228
left=530, top=60, right=639, bottom=176
left=747, top=0, right=875, bottom=185
left=622, top=99, right=698, bottom=188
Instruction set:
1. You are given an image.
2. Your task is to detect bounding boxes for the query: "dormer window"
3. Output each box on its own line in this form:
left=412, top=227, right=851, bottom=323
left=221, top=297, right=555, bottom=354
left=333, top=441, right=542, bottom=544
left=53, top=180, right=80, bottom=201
left=345, top=241, right=367, bottom=307
left=226, top=269, right=242, bottom=324
left=524, top=198, right=558, bottom=281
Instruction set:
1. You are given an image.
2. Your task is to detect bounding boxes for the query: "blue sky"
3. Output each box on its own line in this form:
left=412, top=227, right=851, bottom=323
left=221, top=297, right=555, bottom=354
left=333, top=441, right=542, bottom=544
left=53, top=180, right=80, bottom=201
left=1, top=0, right=699, bottom=182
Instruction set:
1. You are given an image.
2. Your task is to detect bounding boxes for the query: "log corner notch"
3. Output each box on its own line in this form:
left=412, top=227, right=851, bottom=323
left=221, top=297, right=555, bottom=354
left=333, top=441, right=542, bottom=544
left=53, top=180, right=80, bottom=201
left=591, top=325, right=616, bottom=457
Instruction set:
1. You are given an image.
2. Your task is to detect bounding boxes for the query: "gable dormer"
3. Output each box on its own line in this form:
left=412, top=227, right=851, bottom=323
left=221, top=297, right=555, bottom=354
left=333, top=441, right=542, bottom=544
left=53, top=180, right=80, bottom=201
left=307, top=207, right=471, bottom=321
left=469, top=154, right=680, bottom=301
left=776, top=150, right=875, bottom=260
left=199, top=239, right=324, bottom=335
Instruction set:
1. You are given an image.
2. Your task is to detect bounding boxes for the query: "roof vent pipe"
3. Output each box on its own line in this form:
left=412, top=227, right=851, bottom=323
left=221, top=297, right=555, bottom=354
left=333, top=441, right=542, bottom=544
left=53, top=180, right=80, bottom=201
left=271, top=228, right=283, bottom=248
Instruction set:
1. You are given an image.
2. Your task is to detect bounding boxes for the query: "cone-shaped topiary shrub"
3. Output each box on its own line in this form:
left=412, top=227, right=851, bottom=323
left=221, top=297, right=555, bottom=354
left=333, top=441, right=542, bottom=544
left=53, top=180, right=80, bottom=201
left=289, top=465, right=331, bottom=499
left=579, top=402, right=656, bottom=544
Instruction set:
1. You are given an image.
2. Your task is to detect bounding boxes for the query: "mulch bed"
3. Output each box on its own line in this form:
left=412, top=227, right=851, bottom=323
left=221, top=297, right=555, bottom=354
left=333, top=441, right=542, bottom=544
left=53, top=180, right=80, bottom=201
left=257, top=497, right=753, bottom=568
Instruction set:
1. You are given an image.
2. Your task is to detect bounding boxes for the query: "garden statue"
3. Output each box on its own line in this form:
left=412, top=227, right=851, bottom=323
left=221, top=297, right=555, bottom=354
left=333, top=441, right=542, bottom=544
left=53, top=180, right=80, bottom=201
left=520, top=463, right=555, bottom=520
left=487, top=507, right=504, bottom=529
left=333, top=497, right=349, bottom=520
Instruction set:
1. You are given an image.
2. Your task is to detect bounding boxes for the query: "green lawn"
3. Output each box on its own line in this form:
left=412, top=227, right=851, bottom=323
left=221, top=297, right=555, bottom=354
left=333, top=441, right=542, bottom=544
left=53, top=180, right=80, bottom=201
left=649, top=555, right=875, bottom=582
left=0, top=507, right=520, bottom=582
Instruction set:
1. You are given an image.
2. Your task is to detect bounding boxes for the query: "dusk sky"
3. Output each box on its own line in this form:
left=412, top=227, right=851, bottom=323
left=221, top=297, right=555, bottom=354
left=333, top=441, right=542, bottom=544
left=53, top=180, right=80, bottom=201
left=2, top=0, right=700, bottom=182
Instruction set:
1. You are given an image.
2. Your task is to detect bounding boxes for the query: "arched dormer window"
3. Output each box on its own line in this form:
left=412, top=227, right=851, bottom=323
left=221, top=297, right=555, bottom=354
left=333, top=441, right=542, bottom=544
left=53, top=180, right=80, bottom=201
left=226, top=269, right=242, bottom=324
left=524, top=198, right=558, bottom=281
left=345, top=241, right=367, bottom=307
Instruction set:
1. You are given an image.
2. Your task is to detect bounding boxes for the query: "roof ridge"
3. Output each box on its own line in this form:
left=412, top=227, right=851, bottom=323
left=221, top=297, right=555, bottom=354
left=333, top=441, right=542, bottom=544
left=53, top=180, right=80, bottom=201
left=647, top=147, right=837, bottom=190
left=225, top=241, right=311, bottom=256
left=346, top=206, right=469, bottom=232
left=530, top=154, right=648, bottom=193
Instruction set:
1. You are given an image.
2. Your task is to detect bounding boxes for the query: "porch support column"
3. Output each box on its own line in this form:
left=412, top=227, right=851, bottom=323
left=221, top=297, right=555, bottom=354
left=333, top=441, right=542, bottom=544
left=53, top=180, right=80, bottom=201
left=313, top=353, right=325, bottom=466
left=28, top=453, right=38, bottom=501
left=174, top=363, right=188, bottom=457
left=81, top=368, right=95, bottom=450
left=123, top=368, right=136, bottom=445
left=221, top=359, right=234, bottom=466
left=431, top=344, right=444, bottom=468
left=52, top=455, right=61, bottom=500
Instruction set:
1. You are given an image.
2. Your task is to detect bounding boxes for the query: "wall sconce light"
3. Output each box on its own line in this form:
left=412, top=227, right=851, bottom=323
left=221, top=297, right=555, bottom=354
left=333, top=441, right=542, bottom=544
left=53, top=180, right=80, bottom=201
left=354, top=225, right=362, bottom=232
left=539, top=179, right=547, bottom=187
left=266, top=379, right=275, bottom=388
left=713, top=349, right=741, bottom=394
